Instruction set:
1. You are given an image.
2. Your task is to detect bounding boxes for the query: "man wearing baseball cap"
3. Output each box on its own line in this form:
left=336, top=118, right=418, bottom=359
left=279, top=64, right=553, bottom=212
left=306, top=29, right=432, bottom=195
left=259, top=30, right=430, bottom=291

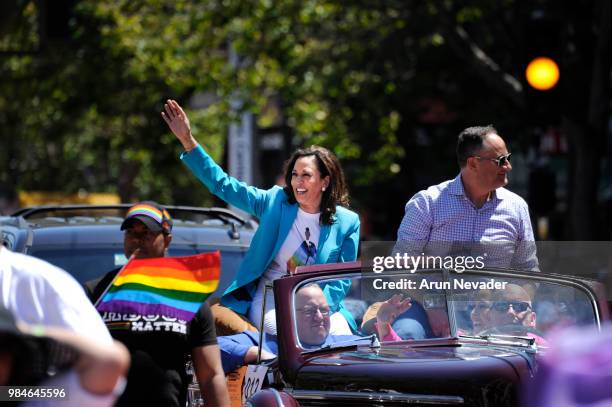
left=85, top=201, right=229, bottom=407
left=119, top=201, right=173, bottom=260
left=85, top=201, right=173, bottom=300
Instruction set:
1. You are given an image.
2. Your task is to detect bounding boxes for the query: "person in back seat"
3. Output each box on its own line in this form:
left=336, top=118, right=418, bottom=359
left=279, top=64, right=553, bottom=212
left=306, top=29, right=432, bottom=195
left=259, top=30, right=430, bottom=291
left=217, top=284, right=409, bottom=373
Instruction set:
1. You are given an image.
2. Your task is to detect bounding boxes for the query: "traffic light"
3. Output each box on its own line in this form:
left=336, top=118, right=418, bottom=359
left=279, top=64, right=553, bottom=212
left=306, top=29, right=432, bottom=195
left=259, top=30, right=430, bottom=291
left=523, top=10, right=562, bottom=125
left=526, top=57, right=560, bottom=91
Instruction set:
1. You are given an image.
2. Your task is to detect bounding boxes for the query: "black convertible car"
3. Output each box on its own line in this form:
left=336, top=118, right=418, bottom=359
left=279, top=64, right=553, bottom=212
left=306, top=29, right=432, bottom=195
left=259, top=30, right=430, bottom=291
left=241, top=263, right=608, bottom=407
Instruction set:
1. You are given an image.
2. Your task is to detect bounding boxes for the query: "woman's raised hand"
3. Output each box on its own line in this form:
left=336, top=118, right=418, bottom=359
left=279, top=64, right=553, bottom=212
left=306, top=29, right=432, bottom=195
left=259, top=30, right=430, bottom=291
left=161, top=99, right=198, bottom=152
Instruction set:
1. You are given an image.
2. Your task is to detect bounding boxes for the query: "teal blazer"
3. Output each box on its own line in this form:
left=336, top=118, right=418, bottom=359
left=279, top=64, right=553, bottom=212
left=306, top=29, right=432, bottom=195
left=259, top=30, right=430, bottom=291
left=181, top=145, right=360, bottom=331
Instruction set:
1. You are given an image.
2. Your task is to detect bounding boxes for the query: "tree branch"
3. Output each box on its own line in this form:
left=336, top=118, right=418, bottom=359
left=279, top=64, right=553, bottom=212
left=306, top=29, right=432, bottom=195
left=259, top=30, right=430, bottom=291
left=434, top=1, right=525, bottom=109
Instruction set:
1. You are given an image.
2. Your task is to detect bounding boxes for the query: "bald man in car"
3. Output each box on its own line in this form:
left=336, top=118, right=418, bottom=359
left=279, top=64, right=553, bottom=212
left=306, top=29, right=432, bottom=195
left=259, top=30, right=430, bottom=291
left=218, top=283, right=409, bottom=373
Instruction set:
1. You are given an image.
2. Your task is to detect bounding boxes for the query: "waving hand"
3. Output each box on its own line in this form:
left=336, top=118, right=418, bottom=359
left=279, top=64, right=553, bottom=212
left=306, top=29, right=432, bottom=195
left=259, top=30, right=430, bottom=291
left=161, top=99, right=198, bottom=152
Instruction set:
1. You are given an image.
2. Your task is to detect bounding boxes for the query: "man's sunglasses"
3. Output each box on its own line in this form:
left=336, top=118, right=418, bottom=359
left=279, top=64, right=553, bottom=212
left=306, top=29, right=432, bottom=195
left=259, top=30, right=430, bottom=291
left=491, top=300, right=531, bottom=313
left=474, top=153, right=512, bottom=167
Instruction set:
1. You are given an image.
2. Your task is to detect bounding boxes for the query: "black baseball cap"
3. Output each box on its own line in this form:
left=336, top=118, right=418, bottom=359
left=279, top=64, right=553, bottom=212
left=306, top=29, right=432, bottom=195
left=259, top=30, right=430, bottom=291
left=120, top=201, right=173, bottom=234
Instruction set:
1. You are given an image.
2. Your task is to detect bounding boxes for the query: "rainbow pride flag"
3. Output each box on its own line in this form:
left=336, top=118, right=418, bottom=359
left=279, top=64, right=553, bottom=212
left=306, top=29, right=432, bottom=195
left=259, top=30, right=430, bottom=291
left=96, top=252, right=220, bottom=321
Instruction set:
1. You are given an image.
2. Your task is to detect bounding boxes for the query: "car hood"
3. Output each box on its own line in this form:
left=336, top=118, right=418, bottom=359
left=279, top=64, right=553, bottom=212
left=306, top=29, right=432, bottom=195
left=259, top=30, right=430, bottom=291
left=293, top=342, right=534, bottom=405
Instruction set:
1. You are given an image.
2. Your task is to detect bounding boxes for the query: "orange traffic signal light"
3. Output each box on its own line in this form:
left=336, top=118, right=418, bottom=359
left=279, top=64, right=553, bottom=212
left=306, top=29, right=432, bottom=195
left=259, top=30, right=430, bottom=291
left=526, top=57, right=560, bottom=91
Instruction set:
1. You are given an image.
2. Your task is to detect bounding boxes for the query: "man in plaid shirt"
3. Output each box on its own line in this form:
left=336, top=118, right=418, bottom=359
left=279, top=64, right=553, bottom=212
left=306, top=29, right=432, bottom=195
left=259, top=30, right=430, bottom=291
left=395, top=125, right=538, bottom=271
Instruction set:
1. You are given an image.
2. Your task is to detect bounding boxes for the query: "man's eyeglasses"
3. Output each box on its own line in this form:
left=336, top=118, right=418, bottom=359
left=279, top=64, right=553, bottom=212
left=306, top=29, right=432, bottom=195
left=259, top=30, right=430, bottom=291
left=491, top=301, right=531, bottom=313
left=474, top=153, right=512, bottom=167
left=297, top=306, right=331, bottom=318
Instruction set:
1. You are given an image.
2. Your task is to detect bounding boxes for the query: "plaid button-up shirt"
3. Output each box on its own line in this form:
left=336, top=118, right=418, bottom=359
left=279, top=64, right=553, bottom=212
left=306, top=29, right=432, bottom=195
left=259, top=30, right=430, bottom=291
left=396, top=174, right=538, bottom=271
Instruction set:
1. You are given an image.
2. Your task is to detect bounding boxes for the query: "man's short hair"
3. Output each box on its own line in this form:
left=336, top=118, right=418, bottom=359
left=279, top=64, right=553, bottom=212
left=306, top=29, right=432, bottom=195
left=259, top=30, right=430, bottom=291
left=456, top=125, right=498, bottom=168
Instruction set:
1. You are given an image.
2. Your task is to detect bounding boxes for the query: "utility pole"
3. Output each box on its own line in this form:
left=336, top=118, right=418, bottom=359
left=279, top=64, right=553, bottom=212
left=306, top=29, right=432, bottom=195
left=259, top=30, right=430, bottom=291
left=227, top=43, right=256, bottom=218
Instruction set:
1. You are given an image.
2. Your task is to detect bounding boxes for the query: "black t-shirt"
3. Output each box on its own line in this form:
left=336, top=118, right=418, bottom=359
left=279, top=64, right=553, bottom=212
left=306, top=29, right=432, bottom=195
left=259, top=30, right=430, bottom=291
left=85, top=269, right=218, bottom=407
left=84, top=268, right=120, bottom=305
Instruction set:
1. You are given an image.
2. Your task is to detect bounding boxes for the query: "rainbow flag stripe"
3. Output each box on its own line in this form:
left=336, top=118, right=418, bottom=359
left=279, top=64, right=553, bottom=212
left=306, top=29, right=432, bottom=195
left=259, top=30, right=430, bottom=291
left=96, top=251, right=220, bottom=321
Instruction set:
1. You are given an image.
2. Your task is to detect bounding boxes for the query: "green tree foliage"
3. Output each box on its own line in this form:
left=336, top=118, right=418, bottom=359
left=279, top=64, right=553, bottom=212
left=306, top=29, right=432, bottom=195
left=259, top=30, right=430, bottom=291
left=1, top=0, right=610, bottom=238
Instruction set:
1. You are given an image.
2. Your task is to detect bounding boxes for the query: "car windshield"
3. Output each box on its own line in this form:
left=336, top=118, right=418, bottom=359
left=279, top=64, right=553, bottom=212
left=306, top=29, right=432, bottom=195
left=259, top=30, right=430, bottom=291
left=292, top=270, right=599, bottom=350
left=292, top=272, right=452, bottom=350
left=450, top=273, right=597, bottom=342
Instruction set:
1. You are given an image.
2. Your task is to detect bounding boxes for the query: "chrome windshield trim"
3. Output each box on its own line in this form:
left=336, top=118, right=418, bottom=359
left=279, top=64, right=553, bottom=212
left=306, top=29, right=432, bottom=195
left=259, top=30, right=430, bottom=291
left=285, top=389, right=464, bottom=404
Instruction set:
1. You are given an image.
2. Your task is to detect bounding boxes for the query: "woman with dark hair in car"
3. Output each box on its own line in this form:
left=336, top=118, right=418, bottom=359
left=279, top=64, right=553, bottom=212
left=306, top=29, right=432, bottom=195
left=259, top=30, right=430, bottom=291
left=162, top=99, right=360, bottom=336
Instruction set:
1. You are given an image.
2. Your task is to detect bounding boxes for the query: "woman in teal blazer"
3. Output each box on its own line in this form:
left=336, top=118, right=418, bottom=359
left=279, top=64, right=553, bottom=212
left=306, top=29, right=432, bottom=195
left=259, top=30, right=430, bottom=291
left=162, top=100, right=360, bottom=333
